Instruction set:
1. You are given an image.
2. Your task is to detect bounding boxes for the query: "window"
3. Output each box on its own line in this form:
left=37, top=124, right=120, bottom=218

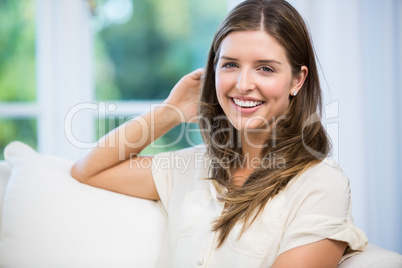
left=92, top=0, right=227, bottom=155
left=0, top=0, right=228, bottom=160
left=0, top=0, right=37, bottom=160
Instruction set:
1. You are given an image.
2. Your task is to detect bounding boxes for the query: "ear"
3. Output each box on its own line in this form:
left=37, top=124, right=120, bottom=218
left=289, top=66, right=308, bottom=96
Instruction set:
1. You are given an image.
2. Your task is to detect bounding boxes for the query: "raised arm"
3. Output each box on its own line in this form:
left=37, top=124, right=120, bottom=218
left=71, top=68, right=205, bottom=200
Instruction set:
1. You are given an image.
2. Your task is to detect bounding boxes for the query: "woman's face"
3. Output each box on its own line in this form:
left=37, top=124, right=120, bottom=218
left=215, top=30, right=306, bottom=131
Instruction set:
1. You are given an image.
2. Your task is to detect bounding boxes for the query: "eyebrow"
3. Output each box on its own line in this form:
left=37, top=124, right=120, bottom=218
left=219, top=55, right=282, bottom=65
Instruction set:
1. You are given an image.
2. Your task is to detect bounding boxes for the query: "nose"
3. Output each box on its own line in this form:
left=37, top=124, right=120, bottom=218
left=236, top=69, right=255, bottom=93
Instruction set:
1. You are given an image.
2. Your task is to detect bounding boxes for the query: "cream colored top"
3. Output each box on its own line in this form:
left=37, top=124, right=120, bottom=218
left=151, top=145, right=368, bottom=267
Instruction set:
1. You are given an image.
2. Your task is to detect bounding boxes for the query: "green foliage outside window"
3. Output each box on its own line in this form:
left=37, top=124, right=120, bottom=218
left=0, top=0, right=36, bottom=102
left=94, top=0, right=226, bottom=101
left=0, top=119, right=37, bottom=160
left=0, top=0, right=226, bottom=159
left=93, top=0, right=226, bottom=154
left=0, top=0, right=36, bottom=160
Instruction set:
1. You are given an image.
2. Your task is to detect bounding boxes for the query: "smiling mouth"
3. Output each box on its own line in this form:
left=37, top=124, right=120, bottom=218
left=231, top=97, right=264, bottom=108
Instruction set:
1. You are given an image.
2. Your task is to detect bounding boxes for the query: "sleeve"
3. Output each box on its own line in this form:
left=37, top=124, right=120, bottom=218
left=151, top=151, right=174, bottom=212
left=150, top=145, right=207, bottom=214
left=278, top=163, right=368, bottom=256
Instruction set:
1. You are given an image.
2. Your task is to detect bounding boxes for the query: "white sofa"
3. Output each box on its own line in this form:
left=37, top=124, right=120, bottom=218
left=0, top=142, right=401, bottom=267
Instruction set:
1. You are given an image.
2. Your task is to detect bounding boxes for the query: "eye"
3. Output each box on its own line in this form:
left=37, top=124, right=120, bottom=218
left=222, top=62, right=238, bottom=69
left=259, top=66, right=274, bottom=73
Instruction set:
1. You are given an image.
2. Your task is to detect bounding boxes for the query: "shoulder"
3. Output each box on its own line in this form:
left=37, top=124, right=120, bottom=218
left=152, top=144, right=208, bottom=175
left=153, top=144, right=207, bottom=160
left=288, top=158, right=350, bottom=194
left=281, top=158, right=352, bottom=217
left=151, top=145, right=209, bottom=209
left=276, top=159, right=368, bottom=256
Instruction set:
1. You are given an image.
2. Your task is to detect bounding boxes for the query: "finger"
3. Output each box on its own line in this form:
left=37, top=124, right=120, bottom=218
left=190, top=68, right=205, bottom=80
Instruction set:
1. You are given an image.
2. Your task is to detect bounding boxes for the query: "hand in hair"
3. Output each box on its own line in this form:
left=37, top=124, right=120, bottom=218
left=164, top=68, right=205, bottom=123
left=71, top=69, right=203, bottom=200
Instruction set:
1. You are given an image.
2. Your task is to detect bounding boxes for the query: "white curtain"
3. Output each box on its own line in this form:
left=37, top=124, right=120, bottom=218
left=287, top=0, right=402, bottom=253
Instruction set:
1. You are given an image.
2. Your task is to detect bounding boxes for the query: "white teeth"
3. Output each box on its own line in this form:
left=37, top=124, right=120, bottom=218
left=233, top=98, right=263, bottom=108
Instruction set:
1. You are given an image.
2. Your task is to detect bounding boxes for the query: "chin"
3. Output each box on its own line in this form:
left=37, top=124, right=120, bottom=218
left=230, top=119, right=269, bottom=132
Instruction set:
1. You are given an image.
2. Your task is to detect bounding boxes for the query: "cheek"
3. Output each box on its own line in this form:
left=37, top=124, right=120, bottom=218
left=259, top=79, right=292, bottom=102
left=215, top=73, right=231, bottom=108
left=215, top=71, right=233, bottom=95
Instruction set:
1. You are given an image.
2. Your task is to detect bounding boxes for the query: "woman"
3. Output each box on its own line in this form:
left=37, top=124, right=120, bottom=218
left=71, top=0, right=368, bottom=267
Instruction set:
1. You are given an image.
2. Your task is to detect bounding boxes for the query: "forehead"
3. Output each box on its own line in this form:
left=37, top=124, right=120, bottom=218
left=219, top=30, right=288, bottom=63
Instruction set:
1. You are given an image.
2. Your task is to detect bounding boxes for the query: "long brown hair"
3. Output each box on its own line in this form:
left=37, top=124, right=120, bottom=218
left=199, top=0, right=331, bottom=247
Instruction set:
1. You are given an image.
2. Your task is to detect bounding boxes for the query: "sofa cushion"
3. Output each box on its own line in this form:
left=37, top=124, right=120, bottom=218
left=0, top=141, right=167, bottom=267
left=339, top=243, right=402, bottom=268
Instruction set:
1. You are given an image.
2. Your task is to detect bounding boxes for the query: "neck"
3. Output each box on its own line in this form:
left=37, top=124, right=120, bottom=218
left=228, top=132, right=267, bottom=187
left=238, top=130, right=269, bottom=170
left=238, top=114, right=285, bottom=159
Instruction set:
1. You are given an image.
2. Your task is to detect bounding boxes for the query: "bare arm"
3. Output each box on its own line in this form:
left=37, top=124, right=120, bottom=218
left=71, top=68, right=205, bottom=200
left=272, top=239, right=347, bottom=268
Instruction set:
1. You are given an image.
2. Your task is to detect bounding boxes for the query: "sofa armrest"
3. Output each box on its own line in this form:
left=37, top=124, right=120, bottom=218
left=0, top=161, right=11, bottom=229
left=339, top=243, right=402, bottom=268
